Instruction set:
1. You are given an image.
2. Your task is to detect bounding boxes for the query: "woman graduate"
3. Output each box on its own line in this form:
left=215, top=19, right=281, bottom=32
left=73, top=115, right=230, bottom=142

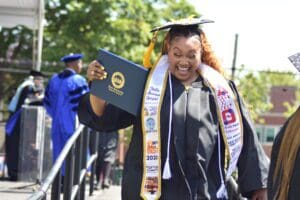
left=78, top=18, right=268, bottom=200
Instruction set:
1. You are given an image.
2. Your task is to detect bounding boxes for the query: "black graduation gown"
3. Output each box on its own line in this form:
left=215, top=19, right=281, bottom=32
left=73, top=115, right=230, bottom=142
left=78, top=75, right=269, bottom=200
left=5, top=85, right=35, bottom=180
left=267, top=107, right=300, bottom=200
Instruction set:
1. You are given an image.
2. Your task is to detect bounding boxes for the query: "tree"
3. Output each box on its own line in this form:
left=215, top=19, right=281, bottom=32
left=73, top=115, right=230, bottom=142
left=235, top=66, right=300, bottom=122
left=0, top=0, right=198, bottom=105
left=0, top=26, right=34, bottom=104
left=0, top=0, right=198, bottom=68
left=43, top=0, right=198, bottom=65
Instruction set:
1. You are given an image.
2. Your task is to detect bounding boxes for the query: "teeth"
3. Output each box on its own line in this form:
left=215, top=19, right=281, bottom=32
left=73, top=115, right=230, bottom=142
left=178, top=66, right=188, bottom=71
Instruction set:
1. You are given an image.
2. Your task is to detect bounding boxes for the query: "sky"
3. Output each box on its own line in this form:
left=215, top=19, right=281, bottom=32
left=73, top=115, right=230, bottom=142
left=188, top=0, right=300, bottom=73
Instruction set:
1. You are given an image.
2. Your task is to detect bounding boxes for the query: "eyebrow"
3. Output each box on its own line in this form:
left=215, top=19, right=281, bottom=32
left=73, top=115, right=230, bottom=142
left=172, top=47, right=198, bottom=54
left=172, top=47, right=181, bottom=51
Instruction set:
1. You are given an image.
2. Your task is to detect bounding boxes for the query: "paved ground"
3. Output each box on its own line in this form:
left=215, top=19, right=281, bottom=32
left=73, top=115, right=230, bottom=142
left=0, top=121, right=122, bottom=200
left=0, top=179, right=121, bottom=200
left=90, top=186, right=121, bottom=200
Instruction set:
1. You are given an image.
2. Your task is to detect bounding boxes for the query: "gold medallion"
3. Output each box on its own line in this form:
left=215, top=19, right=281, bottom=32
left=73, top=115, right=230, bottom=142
left=111, top=71, right=125, bottom=89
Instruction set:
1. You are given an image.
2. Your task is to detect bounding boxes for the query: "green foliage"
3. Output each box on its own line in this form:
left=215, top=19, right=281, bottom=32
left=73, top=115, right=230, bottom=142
left=0, top=0, right=198, bottom=107
left=42, top=0, right=198, bottom=67
left=235, top=70, right=272, bottom=122
left=282, top=101, right=299, bottom=117
left=0, top=25, right=33, bottom=62
left=0, top=0, right=198, bottom=67
left=235, top=66, right=300, bottom=122
left=161, top=0, right=199, bottom=19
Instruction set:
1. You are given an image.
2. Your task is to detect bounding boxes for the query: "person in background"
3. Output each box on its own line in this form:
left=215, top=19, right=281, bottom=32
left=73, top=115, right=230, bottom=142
left=5, top=70, right=46, bottom=181
left=78, top=17, right=268, bottom=199
left=43, top=53, right=89, bottom=176
left=267, top=52, right=300, bottom=200
left=94, top=130, right=119, bottom=190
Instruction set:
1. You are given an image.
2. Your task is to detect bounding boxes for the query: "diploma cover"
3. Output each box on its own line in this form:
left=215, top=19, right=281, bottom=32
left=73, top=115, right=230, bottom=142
left=90, top=49, right=149, bottom=116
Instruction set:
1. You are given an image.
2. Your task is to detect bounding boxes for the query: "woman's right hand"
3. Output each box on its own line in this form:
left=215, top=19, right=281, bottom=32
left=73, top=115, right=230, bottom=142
left=87, top=60, right=108, bottom=116
left=87, top=60, right=108, bottom=82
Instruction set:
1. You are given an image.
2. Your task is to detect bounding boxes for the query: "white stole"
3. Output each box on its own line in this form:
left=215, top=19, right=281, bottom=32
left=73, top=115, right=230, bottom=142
left=199, top=64, right=243, bottom=199
left=140, top=55, right=169, bottom=200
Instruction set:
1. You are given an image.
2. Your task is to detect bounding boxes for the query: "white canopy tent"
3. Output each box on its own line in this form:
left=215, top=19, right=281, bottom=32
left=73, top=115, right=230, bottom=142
left=0, top=0, right=44, bottom=70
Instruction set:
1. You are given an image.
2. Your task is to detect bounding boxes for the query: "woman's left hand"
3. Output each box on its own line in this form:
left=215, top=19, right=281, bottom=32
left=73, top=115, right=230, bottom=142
left=251, top=188, right=267, bottom=200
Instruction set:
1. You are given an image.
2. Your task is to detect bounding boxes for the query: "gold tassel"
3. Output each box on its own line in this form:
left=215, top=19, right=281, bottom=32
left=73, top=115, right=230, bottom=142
left=143, top=31, right=158, bottom=69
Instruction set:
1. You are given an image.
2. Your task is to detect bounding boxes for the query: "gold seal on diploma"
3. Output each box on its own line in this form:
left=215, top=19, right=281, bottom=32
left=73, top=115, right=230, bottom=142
left=111, top=71, right=125, bottom=89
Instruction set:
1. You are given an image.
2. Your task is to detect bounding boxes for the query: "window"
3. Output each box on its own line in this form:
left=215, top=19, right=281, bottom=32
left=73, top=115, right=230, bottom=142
left=255, top=125, right=281, bottom=144
left=256, top=127, right=263, bottom=141
left=266, top=128, right=275, bottom=142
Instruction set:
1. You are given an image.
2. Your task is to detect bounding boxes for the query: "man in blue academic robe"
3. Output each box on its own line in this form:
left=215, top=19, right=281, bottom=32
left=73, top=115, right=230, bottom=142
left=43, top=53, right=89, bottom=175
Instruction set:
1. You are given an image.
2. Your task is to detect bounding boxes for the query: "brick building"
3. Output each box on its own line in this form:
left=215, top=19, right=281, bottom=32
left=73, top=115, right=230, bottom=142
left=255, top=86, right=297, bottom=157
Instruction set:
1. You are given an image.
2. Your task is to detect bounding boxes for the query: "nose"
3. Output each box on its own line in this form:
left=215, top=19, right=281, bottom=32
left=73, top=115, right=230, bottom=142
left=178, top=57, right=189, bottom=67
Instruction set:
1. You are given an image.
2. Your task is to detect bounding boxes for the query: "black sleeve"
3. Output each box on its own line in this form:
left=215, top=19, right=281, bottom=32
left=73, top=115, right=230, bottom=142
left=229, top=81, right=269, bottom=198
left=78, top=93, right=136, bottom=132
left=16, top=86, right=31, bottom=110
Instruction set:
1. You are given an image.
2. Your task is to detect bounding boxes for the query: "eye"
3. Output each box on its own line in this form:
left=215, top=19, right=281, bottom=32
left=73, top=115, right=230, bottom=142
left=188, top=54, right=196, bottom=59
left=174, top=53, right=181, bottom=57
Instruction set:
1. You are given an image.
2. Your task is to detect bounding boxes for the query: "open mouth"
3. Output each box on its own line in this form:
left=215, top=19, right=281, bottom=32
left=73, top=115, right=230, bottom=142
left=176, top=66, right=190, bottom=75
left=177, top=66, right=189, bottom=71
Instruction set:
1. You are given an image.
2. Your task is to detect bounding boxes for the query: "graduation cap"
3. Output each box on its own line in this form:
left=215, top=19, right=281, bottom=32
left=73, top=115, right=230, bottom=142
left=29, top=70, right=46, bottom=78
left=60, top=53, right=83, bottom=63
left=143, top=17, right=214, bottom=68
left=288, top=52, right=300, bottom=72
left=150, top=18, right=214, bottom=32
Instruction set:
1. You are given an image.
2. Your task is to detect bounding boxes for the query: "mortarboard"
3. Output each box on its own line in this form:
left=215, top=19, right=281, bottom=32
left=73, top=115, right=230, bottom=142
left=288, top=52, right=300, bottom=72
left=144, top=17, right=214, bottom=68
left=60, top=53, right=83, bottom=63
left=150, top=18, right=214, bottom=32
left=29, top=70, right=46, bottom=77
